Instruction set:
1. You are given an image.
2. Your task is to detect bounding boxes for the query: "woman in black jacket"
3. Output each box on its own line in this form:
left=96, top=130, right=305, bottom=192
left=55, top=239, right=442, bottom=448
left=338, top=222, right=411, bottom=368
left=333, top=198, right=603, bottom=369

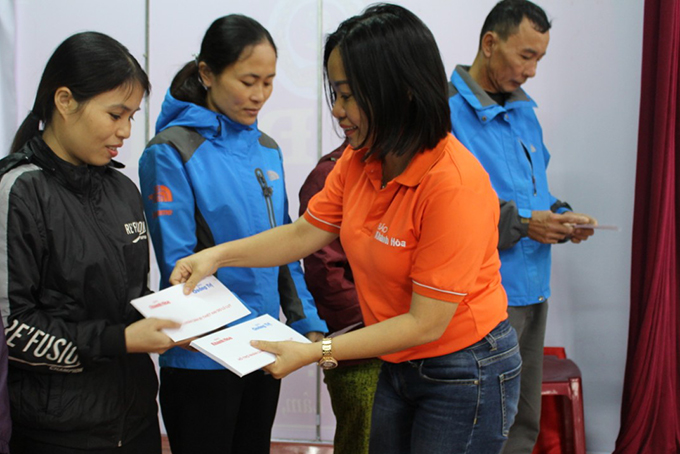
left=0, top=328, right=9, bottom=454
left=0, top=32, right=181, bottom=454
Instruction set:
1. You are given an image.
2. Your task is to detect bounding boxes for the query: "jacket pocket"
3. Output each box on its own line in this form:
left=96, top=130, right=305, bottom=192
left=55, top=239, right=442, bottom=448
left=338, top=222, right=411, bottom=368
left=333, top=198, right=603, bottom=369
left=9, top=370, right=70, bottom=422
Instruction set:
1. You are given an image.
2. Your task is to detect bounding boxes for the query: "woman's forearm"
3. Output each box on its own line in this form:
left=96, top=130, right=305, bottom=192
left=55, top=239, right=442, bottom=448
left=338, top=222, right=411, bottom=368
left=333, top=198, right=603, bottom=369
left=214, top=218, right=335, bottom=268
left=328, top=295, right=458, bottom=361
left=256, top=293, right=459, bottom=378
left=171, top=217, right=337, bottom=290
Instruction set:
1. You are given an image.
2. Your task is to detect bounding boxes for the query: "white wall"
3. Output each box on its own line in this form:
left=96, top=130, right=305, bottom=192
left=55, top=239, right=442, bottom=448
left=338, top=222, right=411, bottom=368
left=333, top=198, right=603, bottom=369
left=1, top=1, right=643, bottom=452
left=533, top=3, right=643, bottom=451
left=11, top=0, right=148, bottom=183
left=0, top=0, right=16, bottom=154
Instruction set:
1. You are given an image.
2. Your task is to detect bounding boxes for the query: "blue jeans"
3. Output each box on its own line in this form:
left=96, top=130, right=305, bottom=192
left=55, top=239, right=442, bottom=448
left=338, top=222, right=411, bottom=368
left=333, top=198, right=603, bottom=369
left=369, top=319, right=521, bottom=454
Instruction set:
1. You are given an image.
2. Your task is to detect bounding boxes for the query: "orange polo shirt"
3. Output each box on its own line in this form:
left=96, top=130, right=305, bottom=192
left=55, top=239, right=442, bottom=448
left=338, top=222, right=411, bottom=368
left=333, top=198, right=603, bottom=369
left=305, top=133, right=507, bottom=363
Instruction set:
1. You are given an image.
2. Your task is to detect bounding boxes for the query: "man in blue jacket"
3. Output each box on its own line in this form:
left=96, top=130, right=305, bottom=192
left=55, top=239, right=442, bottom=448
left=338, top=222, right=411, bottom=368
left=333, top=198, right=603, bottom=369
left=448, top=1, right=596, bottom=452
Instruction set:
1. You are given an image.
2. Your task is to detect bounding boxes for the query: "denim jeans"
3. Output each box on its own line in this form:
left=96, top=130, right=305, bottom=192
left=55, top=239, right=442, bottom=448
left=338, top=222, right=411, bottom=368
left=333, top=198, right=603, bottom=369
left=369, top=319, right=521, bottom=454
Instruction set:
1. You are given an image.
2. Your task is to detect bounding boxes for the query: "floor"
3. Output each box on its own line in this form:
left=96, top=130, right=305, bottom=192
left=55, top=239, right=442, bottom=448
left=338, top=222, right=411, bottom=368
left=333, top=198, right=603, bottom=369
left=161, top=437, right=334, bottom=453
left=270, top=442, right=334, bottom=454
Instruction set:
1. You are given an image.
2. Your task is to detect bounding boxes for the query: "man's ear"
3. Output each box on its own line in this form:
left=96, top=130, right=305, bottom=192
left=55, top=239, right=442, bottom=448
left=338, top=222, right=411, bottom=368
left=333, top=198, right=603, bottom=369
left=480, top=31, right=497, bottom=58
left=53, top=87, right=77, bottom=117
left=197, top=62, right=213, bottom=89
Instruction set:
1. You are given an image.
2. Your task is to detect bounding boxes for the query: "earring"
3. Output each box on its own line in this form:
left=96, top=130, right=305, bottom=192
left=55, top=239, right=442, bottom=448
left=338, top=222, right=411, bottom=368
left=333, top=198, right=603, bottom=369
left=198, top=74, right=208, bottom=90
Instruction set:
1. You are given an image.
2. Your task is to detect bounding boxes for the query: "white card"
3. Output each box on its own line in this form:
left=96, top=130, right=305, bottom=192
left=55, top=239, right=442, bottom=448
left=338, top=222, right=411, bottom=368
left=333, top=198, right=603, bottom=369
left=130, top=276, right=251, bottom=342
left=190, top=314, right=311, bottom=377
left=572, top=224, right=620, bottom=231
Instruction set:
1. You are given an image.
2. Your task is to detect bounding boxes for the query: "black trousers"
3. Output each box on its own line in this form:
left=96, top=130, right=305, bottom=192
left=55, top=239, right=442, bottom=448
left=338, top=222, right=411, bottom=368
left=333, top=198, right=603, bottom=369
left=160, top=367, right=281, bottom=454
left=10, top=419, right=161, bottom=454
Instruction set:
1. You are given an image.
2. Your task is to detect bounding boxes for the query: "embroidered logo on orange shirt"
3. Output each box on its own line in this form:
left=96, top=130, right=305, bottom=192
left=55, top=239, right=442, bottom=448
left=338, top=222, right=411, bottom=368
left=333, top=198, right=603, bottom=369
left=374, top=223, right=407, bottom=247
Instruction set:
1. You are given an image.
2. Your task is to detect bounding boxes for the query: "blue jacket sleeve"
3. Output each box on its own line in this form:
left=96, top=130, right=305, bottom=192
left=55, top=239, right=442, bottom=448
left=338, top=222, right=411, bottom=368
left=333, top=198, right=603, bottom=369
left=139, top=143, right=198, bottom=289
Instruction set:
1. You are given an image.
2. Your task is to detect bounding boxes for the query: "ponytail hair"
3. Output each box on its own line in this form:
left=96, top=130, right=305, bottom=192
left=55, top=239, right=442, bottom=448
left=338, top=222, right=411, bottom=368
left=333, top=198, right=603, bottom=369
left=170, top=14, right=276, bottom=107
left=10, top=31, right=150, bottom=154
left=10, top=111, right=42, bottom=156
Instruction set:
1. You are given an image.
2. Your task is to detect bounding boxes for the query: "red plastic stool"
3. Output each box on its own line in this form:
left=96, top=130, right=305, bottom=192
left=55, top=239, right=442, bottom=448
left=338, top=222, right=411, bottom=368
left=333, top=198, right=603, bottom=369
left=531, top=347, right=586, bottom=454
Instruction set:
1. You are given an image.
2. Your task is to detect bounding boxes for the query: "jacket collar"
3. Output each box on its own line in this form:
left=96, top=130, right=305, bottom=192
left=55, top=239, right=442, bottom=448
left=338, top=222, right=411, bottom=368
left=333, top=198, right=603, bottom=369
left=155, top=89, right=255, bottom=138
left=451, top=65, right=537, bottom=123
left=27, top=135, right=116, bottom=194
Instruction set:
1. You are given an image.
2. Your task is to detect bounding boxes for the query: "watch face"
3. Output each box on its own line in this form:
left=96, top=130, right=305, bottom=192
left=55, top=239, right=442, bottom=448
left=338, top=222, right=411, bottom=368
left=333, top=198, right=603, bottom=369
left=319, top=359, right=338, bottom=370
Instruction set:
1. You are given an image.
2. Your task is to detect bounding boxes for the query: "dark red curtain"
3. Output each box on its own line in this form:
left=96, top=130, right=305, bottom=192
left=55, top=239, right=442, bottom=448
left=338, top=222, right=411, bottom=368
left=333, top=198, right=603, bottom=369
left=614, top=0, right=680, bottom=453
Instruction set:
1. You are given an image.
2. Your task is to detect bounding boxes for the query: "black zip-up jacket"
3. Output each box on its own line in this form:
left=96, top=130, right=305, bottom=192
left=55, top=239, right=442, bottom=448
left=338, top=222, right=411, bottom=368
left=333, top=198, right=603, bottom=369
left=0, top=136, right=158, bottom=449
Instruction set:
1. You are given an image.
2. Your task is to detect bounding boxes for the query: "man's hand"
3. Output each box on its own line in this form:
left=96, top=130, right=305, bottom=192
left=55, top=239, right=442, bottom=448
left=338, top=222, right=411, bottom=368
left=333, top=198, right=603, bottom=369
left=569, top=212, right=597, bottom=243
left=527, top=211, right=590, bottom=244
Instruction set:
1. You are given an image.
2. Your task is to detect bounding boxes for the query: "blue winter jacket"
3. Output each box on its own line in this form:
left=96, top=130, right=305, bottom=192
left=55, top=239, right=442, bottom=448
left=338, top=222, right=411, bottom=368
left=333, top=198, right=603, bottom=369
left=140, top=90, right=327, bottom=369
left=449, top=66, right=569, bottom=307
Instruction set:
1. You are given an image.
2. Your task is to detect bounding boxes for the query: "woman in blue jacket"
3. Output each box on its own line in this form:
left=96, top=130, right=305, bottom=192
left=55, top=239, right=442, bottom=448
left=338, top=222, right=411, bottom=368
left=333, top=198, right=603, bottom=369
left=139, top=15, right=327, bottom=454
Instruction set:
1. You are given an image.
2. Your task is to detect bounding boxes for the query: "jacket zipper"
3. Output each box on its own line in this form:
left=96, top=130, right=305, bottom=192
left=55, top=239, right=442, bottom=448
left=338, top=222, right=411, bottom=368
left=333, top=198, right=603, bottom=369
left=255, top=168, right=277, bottom=228
left=87, top=196, right=127, bottom=303
left=85, top=187, right=128, bottom=446
left=519, top=141, right=537, bottom=196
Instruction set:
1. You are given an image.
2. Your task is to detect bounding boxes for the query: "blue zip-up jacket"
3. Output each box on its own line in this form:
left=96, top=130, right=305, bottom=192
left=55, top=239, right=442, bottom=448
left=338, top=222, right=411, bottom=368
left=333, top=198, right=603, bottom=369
left=449, top=65, right=569, bottom=307
left=139, top=90, right=327, bottom=370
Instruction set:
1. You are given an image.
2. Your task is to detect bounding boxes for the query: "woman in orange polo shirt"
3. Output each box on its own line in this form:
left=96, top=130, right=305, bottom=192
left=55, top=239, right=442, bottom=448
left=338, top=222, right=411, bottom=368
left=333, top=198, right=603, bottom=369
left=170, top=4, right=521, bottom=453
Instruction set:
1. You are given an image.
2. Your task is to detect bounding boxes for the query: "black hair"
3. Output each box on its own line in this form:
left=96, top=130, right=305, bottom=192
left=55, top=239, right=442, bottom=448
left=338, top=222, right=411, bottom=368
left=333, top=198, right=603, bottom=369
left=170, top=14, right=277, bottom=107
left=323, top=3, right=450, bottom=161
left=479, top=0, right=551, bottom=46
left=10, top=31, right=150, bottom=154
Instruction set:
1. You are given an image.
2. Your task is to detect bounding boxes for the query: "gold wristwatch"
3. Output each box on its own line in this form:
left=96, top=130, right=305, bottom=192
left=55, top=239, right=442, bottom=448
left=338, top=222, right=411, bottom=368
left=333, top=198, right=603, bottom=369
left=318, top=338, right=338, bottom=370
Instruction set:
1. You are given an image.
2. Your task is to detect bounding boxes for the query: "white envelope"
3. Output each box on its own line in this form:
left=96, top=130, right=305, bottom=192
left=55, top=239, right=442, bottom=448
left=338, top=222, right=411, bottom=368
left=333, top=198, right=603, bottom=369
left=190, top=314, right=311, bottom=377
left=130, top=276, right=251, bottom=342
